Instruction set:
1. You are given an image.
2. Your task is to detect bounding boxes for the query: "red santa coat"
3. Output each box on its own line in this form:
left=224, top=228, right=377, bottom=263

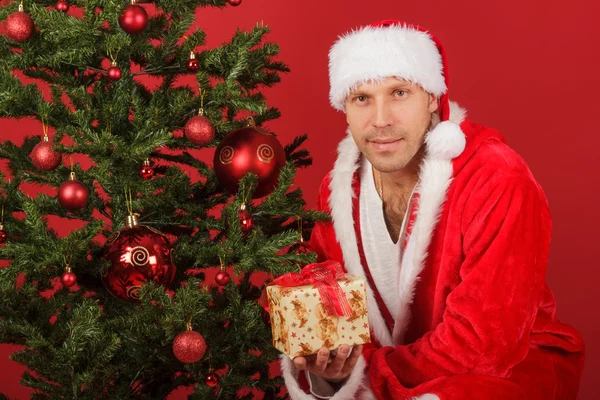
left=280, top=102, right=585, bottom=400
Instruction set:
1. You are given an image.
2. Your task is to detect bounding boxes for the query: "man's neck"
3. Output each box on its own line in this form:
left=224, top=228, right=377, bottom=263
left=378, top=147, right=424, bottom=193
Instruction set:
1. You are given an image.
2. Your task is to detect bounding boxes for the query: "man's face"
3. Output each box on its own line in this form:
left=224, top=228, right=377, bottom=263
left=345, top=77, right=439, bottom=173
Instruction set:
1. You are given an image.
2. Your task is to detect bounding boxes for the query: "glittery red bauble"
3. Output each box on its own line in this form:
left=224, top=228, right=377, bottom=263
left=30, top=141, right=61, bottom=171
left=61, top=272, right=77, bottom=287
left=0, top=230, right=7, bottom=244
left=55, top=1, right=69, bottom=12
left=103, top=224, right=176, bottom=302
left=108, top=65, right=122, bottom=81
left=205, top=373, right=219, bottom=387
left=215, top=270, right=231, bottom=286
left=172, top=330, right=206, bottom=363
left=58, top=177, right=89, bottom=211
left=287, top=241, right=313, bottom=255
left=186, top=58, right=200, bottom=72
left=238, top=208, right=253, bottom=233
left=5, top=10, right=34, bottom=42
left=118, top=4, right=148, bottom=35
left=213, top=126, right=286, bottom=198
left=228, top=0, right=242, bottom=6
left=184, top=115, right=214, bottom=146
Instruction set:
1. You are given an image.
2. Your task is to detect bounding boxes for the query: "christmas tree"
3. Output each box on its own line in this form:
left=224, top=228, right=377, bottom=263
left=0, top=0, right=323, bottom=398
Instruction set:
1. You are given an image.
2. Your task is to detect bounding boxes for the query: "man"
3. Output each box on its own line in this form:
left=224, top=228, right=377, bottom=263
left=280, top=20, right=585, bottom=400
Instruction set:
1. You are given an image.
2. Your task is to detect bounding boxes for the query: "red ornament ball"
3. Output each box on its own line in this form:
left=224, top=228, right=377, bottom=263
left=58, top=174, right=89, bottom=211
left=205, top=373, right=219, bottom=387
left=108, top=64, right=122, bottom=81
left=118, top=4, right=148, bottom=35
left=173, top=330, right=207, bottom=363
left=228, top=0, right=242, bottom=6
left=213, top=125, right=286, bottom=198
left=287, top=241, right=314, bottom=255
left=184, top=115, right=214, bottom=146
left=139, top=160, right=154, bottom=180
left=215, top=270, right=231, bottom=286
left=103, top=219, right=176, bottom=302
left=238, top=208, right=254, bottom=233
left=30, top=140, right=62, bottom=171
left=55, top=1, right=69, bottom=12
left=5, top=8, right=34, bottom=42
left=0, top=230, right=7, bottom=244
left=186, top=58, right=200, bottom=72
left=61, top=271, right=77, bottom=288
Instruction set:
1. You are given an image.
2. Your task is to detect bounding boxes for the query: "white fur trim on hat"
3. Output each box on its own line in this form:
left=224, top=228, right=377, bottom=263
left=329, top=23, right=447, bottom=111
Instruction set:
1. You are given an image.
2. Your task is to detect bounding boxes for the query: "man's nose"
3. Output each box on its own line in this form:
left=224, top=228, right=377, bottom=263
left=372, top=99, right=393, bottom=128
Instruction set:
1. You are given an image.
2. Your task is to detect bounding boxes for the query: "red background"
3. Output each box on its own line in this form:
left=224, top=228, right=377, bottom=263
left=1, top=0, right=598, bottom=398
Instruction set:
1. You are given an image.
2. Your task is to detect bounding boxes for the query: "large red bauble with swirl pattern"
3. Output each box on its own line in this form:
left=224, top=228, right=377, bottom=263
left=213, top=126, right=285, bottom=198
left=102, top=222, right=175, bottom=302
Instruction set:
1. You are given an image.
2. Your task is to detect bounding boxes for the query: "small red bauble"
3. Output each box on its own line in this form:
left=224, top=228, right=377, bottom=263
left=205, top=373, right=219, bottom=387
left=103, top=214, right=176, bottom=302
left=108, top=61, right=122, bottom=81
left=55, top=1, right=69, bottom=12
left=118, top=2, right=148, bottom=35
left=139, top=159, right=154, bottom=180
left=173, top=329, right=207, bottom=363
left=31, top=136, right=62, bottom=171
left=184, top=113, right=214, bottom=146
left=228, top=0, right=242, bottom=6
left=58, top=172, right=89, bottom=211
left=287, top=241, right=313, bottom=255
left=215, top=270, right=231, bottom=286
left=213, top=120, right=286, bottom=198
left=186, top=52, right=200, bottom=72
left=5, top=5, right=34, bottom=42
left=61, top=267, right=77, bottom=288
left=238, top=204, right=253, bottom=234
left=0, top=227, right=7, bottom=245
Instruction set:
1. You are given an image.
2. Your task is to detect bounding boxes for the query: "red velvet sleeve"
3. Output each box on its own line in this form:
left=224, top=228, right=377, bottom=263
left=308, top=172, right=344, bottom=264
left=368, top=176, right=553, bottom=398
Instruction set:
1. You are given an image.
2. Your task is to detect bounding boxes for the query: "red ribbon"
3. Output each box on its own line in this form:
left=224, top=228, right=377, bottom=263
left=260, top=260, right=353, bottom=317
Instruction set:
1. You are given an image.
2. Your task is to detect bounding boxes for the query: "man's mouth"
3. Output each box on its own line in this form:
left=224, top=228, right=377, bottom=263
left=369, top=138, right=403, bottom=151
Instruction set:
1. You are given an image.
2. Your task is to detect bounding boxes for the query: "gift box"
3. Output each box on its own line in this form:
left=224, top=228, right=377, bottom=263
left=264, top=261, right=371, bottom=358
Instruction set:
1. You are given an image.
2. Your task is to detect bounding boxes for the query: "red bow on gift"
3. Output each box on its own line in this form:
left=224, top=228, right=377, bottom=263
left=260, top=260, right=353, bottom=317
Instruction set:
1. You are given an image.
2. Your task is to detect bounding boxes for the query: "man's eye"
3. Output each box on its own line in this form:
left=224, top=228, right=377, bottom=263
left=395, top=90, right=407, bottom=97
left=355, top=96, right=367, bottom=102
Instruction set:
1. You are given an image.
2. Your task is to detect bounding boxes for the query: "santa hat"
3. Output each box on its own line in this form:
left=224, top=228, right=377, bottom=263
left=328, top=20, right=451, bottom=122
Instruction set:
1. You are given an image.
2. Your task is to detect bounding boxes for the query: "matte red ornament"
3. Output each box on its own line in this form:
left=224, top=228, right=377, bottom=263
left=186, top=52, right=200, bottom=72
left=228, top=0, right=242, bottom=6
left=173, top=325, right=207, bottom=363
left=61, top=266, right=77, bottom=288
left=31, top=136, right=61, bottom=171
left=108, top=61, right=122, bottom=81
left=103, top=214, right=176, bottom=302
left=55, top=0, right=69, bottom=12
left=213, top=120, right=286, bottom=198
left=215, top=270, right=231, bottom=286
left=139, top=158, right=154, bottom=180
left=184, top=112, right=214, bottom=146
left=58, top=172, right=89, bottom=211
left=205, top=373, right=219, bottom=387
left=118, top=1, right=148, bottom=35
left=5, top=4, right=34, bottom=42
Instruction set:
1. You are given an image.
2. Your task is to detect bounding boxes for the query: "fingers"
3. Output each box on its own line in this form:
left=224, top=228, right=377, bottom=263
left=340, top=344, right=363, bottom=376
left=293, top=356, right=307, bottom=371
left=327, top=345, right=350, bottom=374
left=313, top=347, right=331, bottom=372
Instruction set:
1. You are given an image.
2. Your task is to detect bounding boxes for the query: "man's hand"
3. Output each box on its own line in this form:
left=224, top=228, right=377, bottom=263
left=293, top=345, right=363, bottom=383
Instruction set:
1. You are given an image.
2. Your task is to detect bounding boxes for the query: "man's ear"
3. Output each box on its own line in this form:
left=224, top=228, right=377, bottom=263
left=428, top=94, right=439, bottom=114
